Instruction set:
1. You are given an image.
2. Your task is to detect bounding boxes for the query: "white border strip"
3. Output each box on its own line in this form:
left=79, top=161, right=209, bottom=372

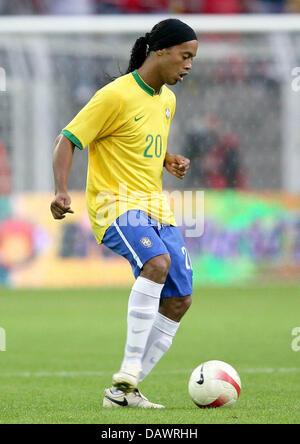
left=113, top=221, right=143, bottom=268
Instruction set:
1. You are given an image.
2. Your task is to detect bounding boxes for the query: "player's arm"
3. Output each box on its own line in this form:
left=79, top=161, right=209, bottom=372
left=164, top=152, right=190, bottom=180
left=50, top=89, right=122, bottom=220
left=50, top=134, right=75, bottom=220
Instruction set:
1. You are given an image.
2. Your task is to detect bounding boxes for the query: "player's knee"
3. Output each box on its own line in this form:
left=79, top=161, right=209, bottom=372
left=142, top=254, right=171, bottom=282
left=174, top=295, right=192, bottom=318
left=160, top=295, right=192, bottom=322
left=182, top=294, right=192, bottom=312
left=149, top=254, right=171, bottom=276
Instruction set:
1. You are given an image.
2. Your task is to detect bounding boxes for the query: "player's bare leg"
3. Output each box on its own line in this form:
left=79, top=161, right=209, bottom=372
left=140, top=253, right=171, bottom=284
left=159, top=295, right=192, bottom=322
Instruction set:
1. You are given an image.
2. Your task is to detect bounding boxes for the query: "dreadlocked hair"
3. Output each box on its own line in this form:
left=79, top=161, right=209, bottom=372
left=125, top=20, right=175, bottom=74
left=126, top=35, right=149, bottom=74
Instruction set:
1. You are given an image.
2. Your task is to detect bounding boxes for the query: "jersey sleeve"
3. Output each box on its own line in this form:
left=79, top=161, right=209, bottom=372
left=61, top=89, right=123, bottom=150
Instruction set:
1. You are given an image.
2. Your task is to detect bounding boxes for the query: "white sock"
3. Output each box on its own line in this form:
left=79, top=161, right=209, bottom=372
left=121, top=276, right=163, bottom=370
left=139, top=312, right=180, bottom=382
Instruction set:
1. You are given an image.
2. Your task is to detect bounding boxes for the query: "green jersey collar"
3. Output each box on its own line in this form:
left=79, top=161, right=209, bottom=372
left=132, top=70, right=162, bottom=96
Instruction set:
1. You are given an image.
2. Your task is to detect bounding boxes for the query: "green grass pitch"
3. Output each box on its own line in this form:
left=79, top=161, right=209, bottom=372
left=0, top=284, right=300, bottom=424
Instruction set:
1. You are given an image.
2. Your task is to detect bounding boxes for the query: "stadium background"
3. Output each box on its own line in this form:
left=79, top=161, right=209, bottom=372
left=1, top=1, right=300, bottom=289
left=1, top=0, right=300, bottom=427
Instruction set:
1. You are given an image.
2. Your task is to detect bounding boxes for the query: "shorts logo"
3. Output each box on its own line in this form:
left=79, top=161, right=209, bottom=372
left=140, top=237, right=152, bottom=248
left=165, top=108, right=171, bottom=120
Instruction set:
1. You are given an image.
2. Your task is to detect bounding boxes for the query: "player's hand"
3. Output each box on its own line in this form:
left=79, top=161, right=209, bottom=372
left=164, top=153, right=190, bottom=180
left=50, top=192, right=74, bottom=220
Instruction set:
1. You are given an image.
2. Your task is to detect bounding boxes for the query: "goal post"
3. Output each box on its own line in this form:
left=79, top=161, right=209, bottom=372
left=1, top=14, right=300, bottom=34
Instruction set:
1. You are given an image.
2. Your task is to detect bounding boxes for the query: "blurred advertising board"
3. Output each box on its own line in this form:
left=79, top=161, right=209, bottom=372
left=0, top=191, right=300, bottom=288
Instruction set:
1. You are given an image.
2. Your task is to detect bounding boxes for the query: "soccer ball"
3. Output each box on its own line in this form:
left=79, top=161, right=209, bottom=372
left=188, top=360, right=241, bottom=408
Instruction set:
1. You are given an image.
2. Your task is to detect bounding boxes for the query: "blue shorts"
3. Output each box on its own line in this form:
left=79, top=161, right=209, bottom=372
left=102, top=210, right=193, bottom=299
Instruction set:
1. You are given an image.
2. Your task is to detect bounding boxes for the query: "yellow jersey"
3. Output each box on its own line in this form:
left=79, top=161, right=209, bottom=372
left=62, top=70, right=176, bottom=243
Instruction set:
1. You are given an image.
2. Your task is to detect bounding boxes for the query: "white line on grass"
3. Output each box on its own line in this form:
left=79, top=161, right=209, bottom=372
left=0, top=368, right=299, bottom=378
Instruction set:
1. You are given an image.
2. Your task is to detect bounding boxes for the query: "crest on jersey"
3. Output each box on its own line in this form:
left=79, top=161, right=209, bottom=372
left=165, top=107, right=171, bottom=120
left=140, top=237, right=152, bottom=248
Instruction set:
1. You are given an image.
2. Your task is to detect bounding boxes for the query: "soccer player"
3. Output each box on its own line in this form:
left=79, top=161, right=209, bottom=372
left=51, top=18, right=198, bottom=408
